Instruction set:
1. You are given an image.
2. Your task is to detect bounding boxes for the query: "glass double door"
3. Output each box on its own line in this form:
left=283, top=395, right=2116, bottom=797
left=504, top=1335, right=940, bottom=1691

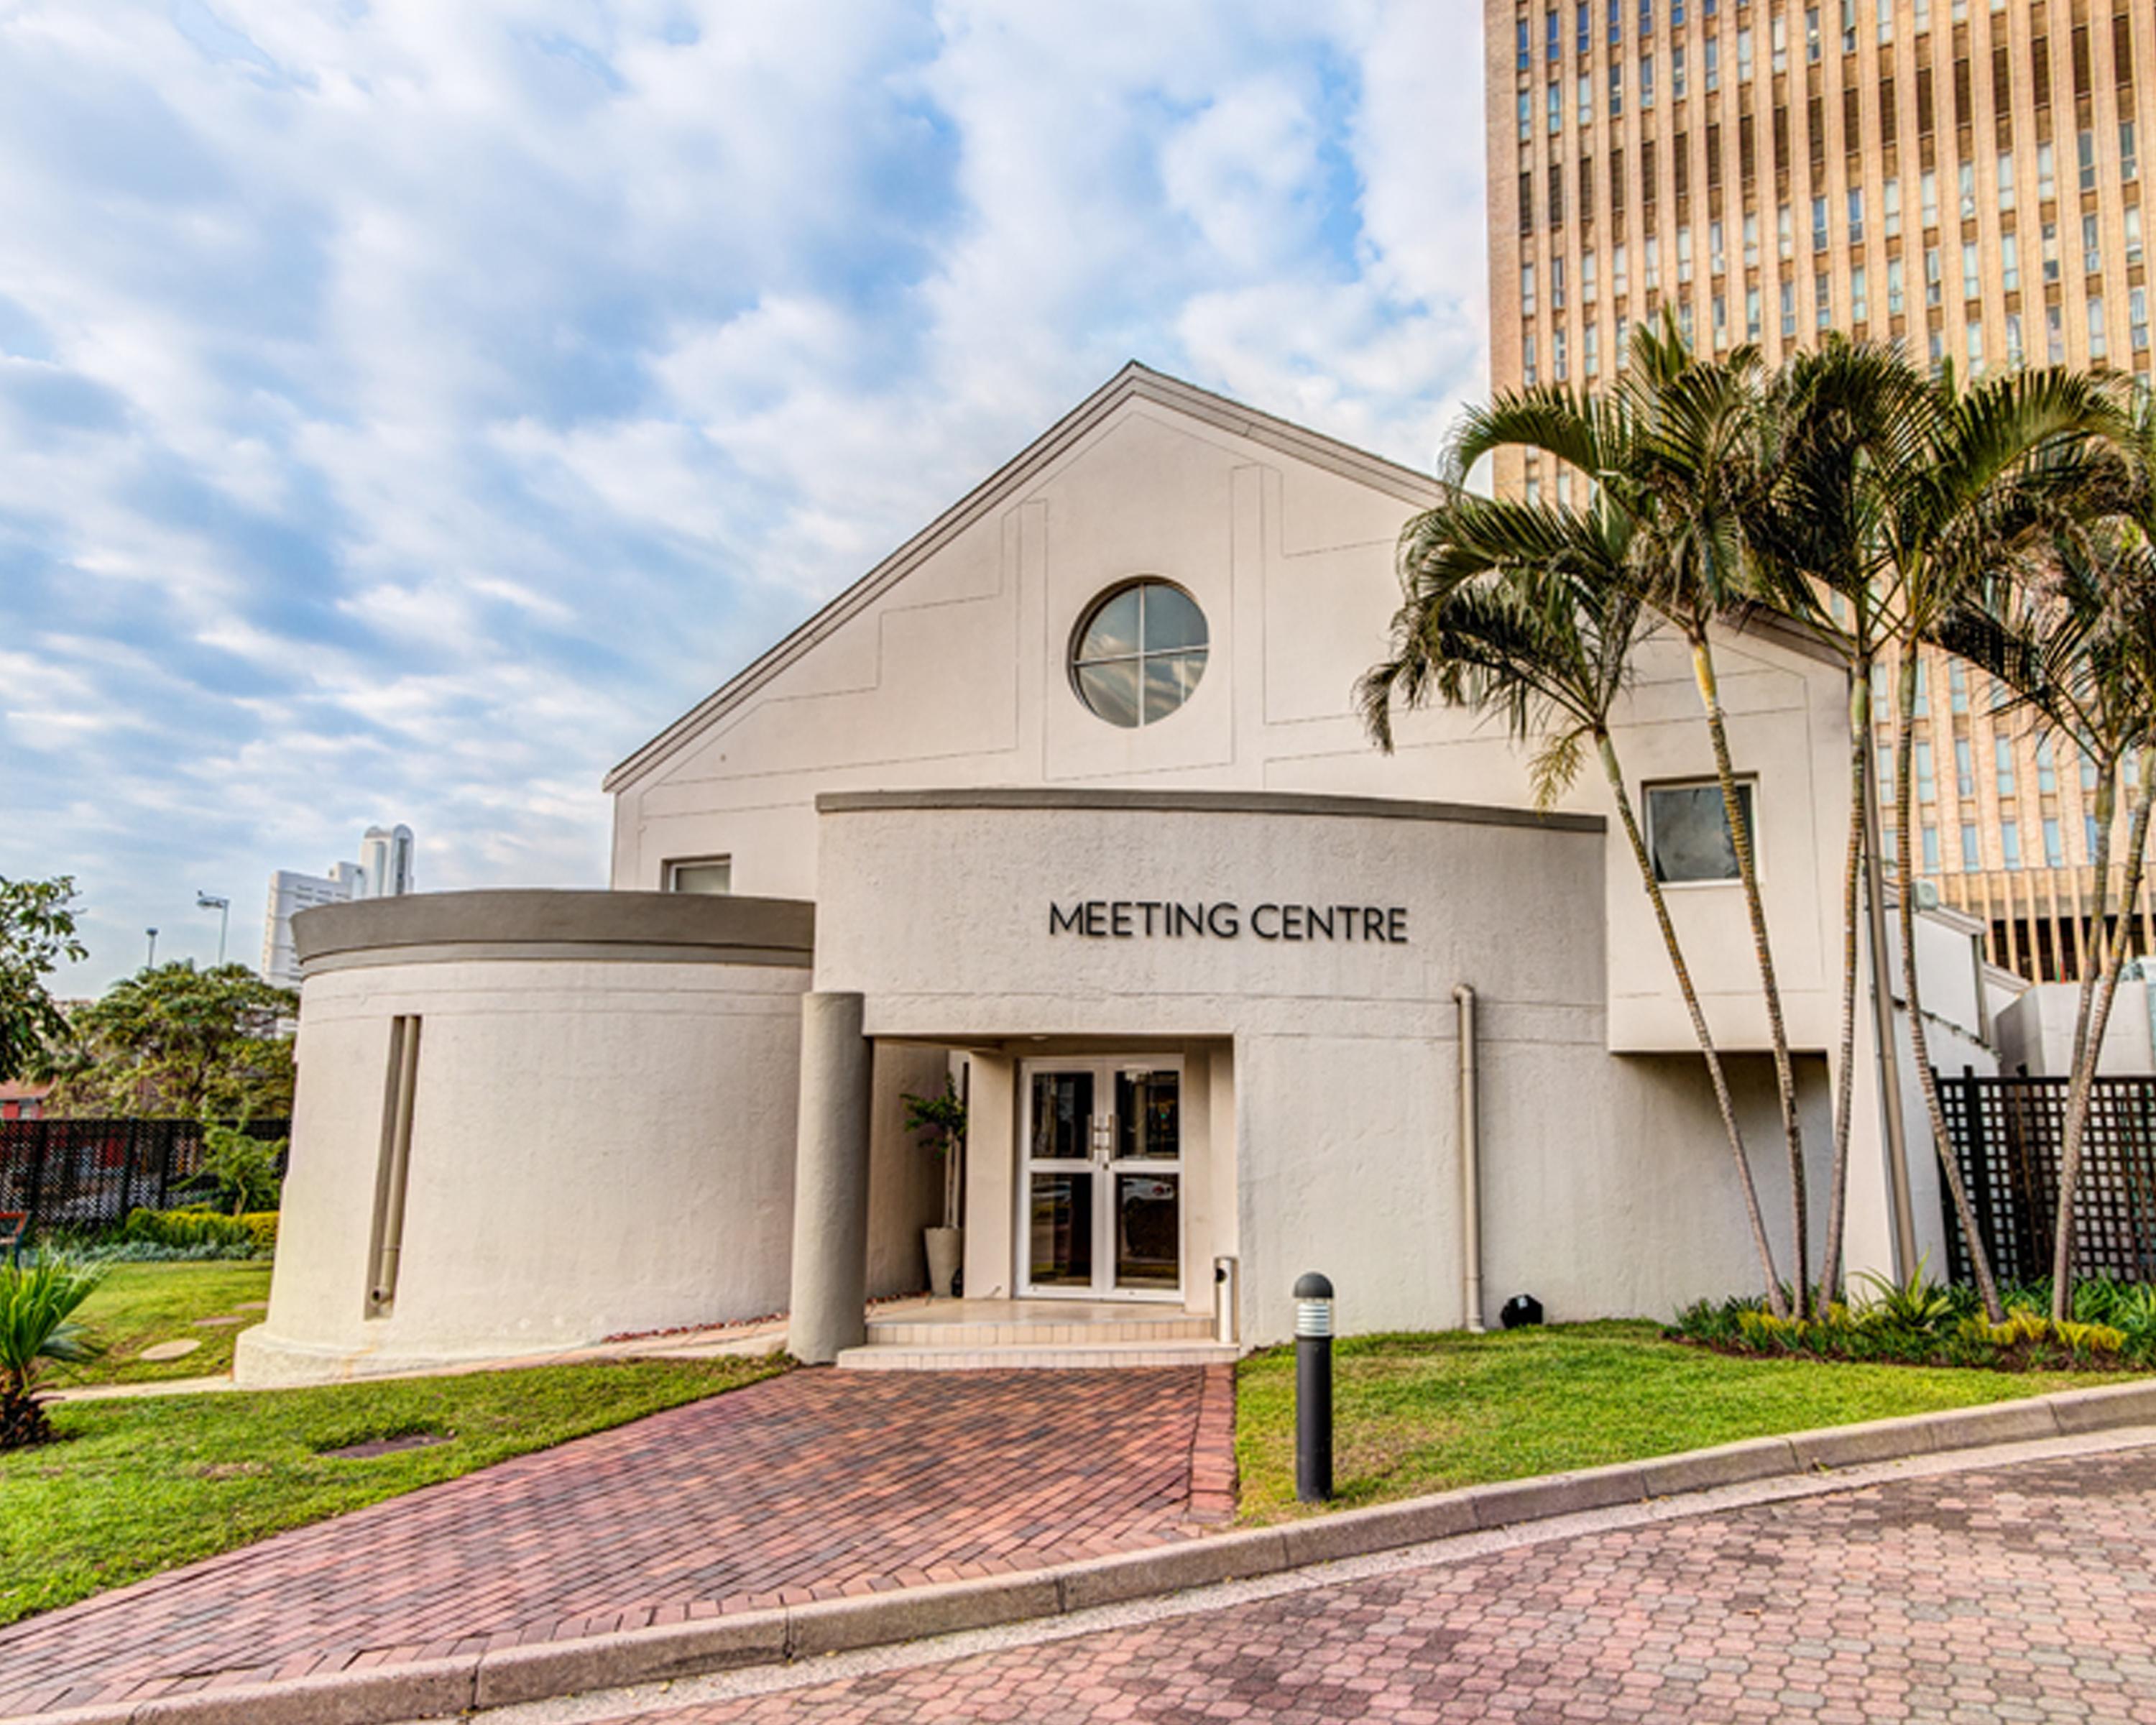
left=1021, top=1059, right=1182, bottom=1300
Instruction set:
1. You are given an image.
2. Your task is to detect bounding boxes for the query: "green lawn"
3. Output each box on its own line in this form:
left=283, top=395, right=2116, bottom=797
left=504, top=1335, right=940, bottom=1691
left=48, top=1260, right=276, bottom=1387
left=3, top=1356, right=785, bottom=1626
left=1237, top=1320, right=2132, bottom=1522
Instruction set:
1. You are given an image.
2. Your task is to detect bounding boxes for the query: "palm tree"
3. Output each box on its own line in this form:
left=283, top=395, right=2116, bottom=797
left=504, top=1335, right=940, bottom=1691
left=1743, top=338, right=1932, bottom=1302
left=1955, top=392, right=2156, bottom=1317
left=1450, top=319, right=1816, bottom=1316
left=1866, top=362, right=2122, bottom=1323
left=1358, top=478, right=1791, bottom=1317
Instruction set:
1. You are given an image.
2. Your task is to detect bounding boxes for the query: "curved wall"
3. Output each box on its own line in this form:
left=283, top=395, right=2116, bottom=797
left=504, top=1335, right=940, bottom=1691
left=236, top=891, right=814, bottom=1386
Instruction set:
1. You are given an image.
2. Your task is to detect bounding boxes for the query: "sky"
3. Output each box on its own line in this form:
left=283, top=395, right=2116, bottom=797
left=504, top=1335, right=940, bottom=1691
left=0, top=0, right=1490, bottom=992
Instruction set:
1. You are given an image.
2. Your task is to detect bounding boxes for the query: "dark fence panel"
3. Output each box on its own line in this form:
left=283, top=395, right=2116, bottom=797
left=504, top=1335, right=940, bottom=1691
left=0, top=1120, right=290, bottom=1234
left=1935, top=1070, right=2156, bottom=1286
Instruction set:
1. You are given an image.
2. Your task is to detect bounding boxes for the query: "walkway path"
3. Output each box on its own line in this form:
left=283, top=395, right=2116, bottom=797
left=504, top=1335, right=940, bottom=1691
left=0, top=1366, right=1232, bottom=1718
left=574, top=1442, right=2156, bottom=1724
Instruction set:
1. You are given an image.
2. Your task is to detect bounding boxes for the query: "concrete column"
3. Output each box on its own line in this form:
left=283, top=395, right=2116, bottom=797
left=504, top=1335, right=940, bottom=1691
left=963, top=1053, right=1015, bottom=1300
left=787, top=992, right=874, bottom=1364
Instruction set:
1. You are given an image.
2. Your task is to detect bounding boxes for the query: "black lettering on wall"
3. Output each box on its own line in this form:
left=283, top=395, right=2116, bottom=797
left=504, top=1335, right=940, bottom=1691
left=1049, top=903, right=1084, bottom=935
left=1207, top=903, right=1241, bottom=938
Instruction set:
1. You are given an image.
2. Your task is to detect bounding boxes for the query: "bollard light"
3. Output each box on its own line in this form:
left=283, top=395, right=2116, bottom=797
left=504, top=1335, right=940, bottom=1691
left=1294, top=1271, right=1335, bottom=1503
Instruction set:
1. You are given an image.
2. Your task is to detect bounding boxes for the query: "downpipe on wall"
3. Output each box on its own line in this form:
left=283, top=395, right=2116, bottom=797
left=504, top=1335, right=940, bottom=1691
left=1455, top=983, right=1485, bottom=1334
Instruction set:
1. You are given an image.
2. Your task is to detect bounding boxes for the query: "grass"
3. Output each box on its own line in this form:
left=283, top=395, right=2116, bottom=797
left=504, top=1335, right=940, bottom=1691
left=45, top=1260, right=276, bottom=1387
left=1236, top=1320, right=2134, bottom=1522
left=1, top=1355, right=785, bottom=1626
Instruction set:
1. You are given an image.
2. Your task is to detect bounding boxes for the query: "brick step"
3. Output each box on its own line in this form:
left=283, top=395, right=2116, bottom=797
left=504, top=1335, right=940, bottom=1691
left=834, top=1340, right=1240, bottom=1371
left=865, top=1315, right=1218, bottom=1347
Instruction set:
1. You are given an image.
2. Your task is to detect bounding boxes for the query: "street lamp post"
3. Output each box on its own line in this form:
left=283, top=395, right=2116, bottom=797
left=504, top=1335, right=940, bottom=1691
left=144, top=928, right=159, bottom=969
left=196, top=893, right=231, bottom=966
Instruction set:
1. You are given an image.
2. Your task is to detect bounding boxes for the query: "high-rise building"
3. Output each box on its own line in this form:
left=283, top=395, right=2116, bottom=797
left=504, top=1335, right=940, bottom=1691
left=358, top=824, right=417, bottom=898
left=1483, top=0, right=2155, bottom=980
left=261, top=862, right=364, bottom=990
left=261, top=824, right=418, bottom=988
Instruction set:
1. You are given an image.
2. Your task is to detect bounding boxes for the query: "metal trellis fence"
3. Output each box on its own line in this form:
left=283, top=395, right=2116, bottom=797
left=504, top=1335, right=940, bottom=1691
left=0, top=1118, right=290, bottom=1235
left=1935, top=1070, right=2156, bottom=1287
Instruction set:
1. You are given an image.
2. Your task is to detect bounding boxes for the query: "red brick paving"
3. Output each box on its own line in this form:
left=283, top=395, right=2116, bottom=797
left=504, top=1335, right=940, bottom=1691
left=0, top=1366, right=1229, bottom=1718
left=604, top=1445, right=2156, bottom=1724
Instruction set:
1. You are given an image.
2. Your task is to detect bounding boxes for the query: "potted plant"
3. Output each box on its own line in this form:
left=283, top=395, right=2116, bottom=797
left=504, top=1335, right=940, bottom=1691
left=902, top=1078, right=967, bottom=1298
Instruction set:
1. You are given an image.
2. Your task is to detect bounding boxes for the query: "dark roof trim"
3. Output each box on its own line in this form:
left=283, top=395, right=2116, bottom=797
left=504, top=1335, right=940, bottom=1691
left=814, top=786, right=1606, bottom=834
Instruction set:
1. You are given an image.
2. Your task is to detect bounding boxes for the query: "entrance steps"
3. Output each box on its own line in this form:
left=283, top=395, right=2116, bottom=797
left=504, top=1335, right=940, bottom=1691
left=834, top=1297, right=1238, bottom=1370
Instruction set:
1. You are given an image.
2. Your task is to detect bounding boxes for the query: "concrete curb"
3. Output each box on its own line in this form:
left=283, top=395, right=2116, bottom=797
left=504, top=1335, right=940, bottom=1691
left=25, top=1376, right=2156, bottom=1725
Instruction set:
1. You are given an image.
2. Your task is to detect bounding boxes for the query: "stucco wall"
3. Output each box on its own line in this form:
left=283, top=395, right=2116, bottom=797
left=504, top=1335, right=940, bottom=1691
left=811, top=791, right=1836, bottom=1344
left=238, top=894, right=819, bottom=1386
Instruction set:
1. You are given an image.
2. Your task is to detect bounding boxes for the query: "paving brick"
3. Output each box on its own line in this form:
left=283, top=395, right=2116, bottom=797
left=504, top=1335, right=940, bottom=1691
left=587, top=1446, right=2156, bottom=1725
left=0, top=1367, right=1225, bottom=1717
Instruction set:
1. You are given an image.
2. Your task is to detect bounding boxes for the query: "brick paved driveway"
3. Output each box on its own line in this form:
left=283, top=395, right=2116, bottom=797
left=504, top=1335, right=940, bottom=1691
left=607, top=1445, right=2156, bottom=1725
left=0, top=1366, right=1230, bottom=1718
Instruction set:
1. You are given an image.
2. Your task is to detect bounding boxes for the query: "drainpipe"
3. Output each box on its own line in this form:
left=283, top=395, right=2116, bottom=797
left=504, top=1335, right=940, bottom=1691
left=1455, top=984, right=1485, bottom=1333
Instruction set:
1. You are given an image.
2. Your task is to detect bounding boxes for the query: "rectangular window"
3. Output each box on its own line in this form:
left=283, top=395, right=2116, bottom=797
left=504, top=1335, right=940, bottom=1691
left=1948, top=661, right=1967, bottom=716
left=1916, top=738, right=1937, bottom=802
left=1922, top=825, right=1941, bottom=872
left=2001, top=231, right=2019, bottom=293
left=2133, top=287, right=2150, bottom=354
left=1961, top=822, right=1980, bottom=868
left=1705, top=36, right=1720, bottom=89
left=1523, top=329, right=1539, bottom=384
left=1743, top=211, right=1759, bottom=267
left=1816, top=270, right=1833, bottom=328
left=1611, top=60, right=1625, bottom=116
left=1613, top=242, right=1628, bottom=293
left=1523, top=261, right=1538, bottom=315
left=1779, top=203, right=1795, bottom=259
left=1641, top=52, right=1656, bottom=107
left=1996, top=153, right=2014, bottom=213
left=1888, top=255, right=1905, bottom=315
left=1583, top=251, right=1599, bottom=302
left=1519, top=90, right=1534, bottom=142
left=1925, top=246, right=1942, bottom=305
left=1921, top=170, right=1939, bottom=229
left=1646, top=780, right=1757, bottom=883
left=365, top=1015, right=423, bottom=1318
left=1520, top=17, right=1533, bottom=68
left=1884, top=178, right=1902, bottom=238
left=2043, top=816, right=2063, bottom=868
left=2089, top=296, right=2108, bottom=360
left=1585, top=321, right=1601, bottom=374
left=2006, top=310, right=2024, bottom=364
left=2086, top=213, right=2103, bottom=276
left=1848, top=187, right=1866, bottom=244
left=1738, top=27, right=1754, bottom=78
left=1963, top=241, right=1980, bottom=301
left=667, top=857, right=733, bottom=893
left=2001, top=818, right=2022, bottom=869
left=1553, top=255, right=1567, bottom=308
left=1959, top=160, right=1977, bottom=220
left=1954, top=735, right=1974, bottom=794
left=1782, top=277, right=1797, bottom=335
left=1710, top=219, right=1726, bottom=275
left=2037, top=142, right=2055, bottom=201
left=1579, top=0, right=1592, bottom=53
left=2088, top=814, right=2101, bottom=860
left=2036, top=736, right=2057, bottom=793
left=2128, top=207, right=2145, bottom=269
left=1673, top=42, right=1688, bottom=97
left=2127, top=121, right=2141, bottom=185
left=1813, top=195, right=1830, bottom=251
left=2081, top=129, right=2098, bottom=193
left=1678, top=225, right=1694, bottom=283
left=1852, top=264, right=1869, bottom=322
left=1995, top=735, right=2016, bottom=796
left=1580, top=72, right=1593, bottom=125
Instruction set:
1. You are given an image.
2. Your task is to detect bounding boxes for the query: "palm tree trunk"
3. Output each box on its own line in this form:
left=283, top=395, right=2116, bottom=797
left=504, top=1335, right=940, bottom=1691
left=2051, top=785, right=2155, bottom=1320
left=1598, top=732, right=1790, bottom=1317
left=2067, top=763, right=2119, bottom=1077
left=1821, top=666, right=1871, bottom=1306
left=1894, top=653, right=2007, bottom=1322
left=1688, top=634, right=1810, bottom=1319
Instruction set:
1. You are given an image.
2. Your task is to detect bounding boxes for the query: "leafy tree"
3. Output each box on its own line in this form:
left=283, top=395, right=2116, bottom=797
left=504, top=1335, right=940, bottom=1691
left=0, top=876, right=86, bottom=1085
left=183, top=1123, right=288, bottom=1215
left=46, top=963, right=298, bottom=1120
left=0, top=1255, right=103, bottom=1449
left=902, top=1080, right=968, bottom=1231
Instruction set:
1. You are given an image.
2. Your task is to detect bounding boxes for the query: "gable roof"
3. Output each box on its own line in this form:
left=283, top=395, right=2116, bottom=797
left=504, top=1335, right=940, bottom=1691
left=603, top=361, right=1442, bottom=793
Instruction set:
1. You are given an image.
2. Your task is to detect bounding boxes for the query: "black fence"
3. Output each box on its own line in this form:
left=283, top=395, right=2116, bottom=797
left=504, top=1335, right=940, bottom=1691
left=1935, top=1070, right=2156, bottom=1286
left=0, top=1119, right=291, bottom=1234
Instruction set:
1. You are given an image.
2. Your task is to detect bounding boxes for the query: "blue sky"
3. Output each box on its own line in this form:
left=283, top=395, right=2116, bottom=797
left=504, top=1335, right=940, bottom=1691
left=0, top=1, right=1488, bottom=991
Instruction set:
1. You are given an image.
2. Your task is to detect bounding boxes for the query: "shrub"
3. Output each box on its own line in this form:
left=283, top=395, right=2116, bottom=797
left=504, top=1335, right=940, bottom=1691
left=238, top=1212, right=279, bottom=1254
left=117, top=1208, right=258, bottom=1256
left=1, top=1255, right=103, bottom=1448
left=179, top=1126, right=285, bottom=1216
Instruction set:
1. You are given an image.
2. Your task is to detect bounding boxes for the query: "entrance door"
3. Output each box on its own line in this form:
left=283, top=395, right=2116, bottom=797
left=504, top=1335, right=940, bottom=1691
left=1020, top=1059, right=1183, bottom=1300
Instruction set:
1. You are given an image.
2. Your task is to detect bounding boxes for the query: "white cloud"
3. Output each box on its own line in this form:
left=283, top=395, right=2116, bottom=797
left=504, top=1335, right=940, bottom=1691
left=0, top=0, right=1489, bottom=989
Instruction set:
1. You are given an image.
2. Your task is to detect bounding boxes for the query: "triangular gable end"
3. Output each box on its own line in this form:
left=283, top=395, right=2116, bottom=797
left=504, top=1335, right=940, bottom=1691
left=602, top=361, right=1441, bottom=793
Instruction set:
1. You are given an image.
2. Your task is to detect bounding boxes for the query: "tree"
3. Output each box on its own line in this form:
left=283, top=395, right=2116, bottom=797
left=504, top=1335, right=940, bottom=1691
left=46, top=963, right=298, bottom=1120
left=0, top=877, right=86, bottom=1085
left=1447, top=319, right=1818, bottom=1316
left=1358, top=476, right=1790, bottom=1317
left=1866, top=363, right=2121, bottom=1324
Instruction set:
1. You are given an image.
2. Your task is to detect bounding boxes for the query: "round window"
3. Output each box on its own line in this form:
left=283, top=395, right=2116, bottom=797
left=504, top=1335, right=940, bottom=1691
left=1070, top=581, right=1209, bottom=728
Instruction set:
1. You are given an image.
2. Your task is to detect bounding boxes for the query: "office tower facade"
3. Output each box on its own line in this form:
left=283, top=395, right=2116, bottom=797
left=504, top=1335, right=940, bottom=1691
left=262, top=862, right=364, bottom=990
left=359, top=824, right=417, bottom=898
left=1484, top=0, right=2155, bottom=979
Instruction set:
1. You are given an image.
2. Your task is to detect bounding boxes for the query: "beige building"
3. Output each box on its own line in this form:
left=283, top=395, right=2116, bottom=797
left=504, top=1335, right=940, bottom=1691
left=242, top=367, right=2001, bottom=1385
left=1483, top=0, right=2155, bottom=985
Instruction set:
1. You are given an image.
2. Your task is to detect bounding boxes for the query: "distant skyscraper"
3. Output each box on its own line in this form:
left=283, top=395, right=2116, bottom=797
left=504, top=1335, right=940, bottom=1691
left=262, top=824, right=417, bottom=988
left=1482, top=0, right=2153, bottom=979
left=262, top=862, right=364, bottom=990
left=359, top=824, right=416, bottom=898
